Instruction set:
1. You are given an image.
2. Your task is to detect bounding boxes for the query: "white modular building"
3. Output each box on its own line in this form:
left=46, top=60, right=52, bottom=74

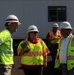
left=0, top=0, right=74, bottom=39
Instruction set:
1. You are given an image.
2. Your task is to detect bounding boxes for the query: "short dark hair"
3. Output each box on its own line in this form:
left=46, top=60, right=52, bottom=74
left=5, top=22, right=9, bottom=27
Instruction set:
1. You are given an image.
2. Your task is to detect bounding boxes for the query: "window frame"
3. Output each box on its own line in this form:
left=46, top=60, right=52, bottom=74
left=48, top=6, right=67, bottom=22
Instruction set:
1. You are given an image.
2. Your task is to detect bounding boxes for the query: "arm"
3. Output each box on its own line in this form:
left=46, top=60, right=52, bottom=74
left=41, top=40, right=50, bottom=67
left=46, top=32, right=51, bottom=46
left=17, top=41, right=30, bottom=56
left=19, top=44, right=30, bottom=55
left=43, top=55, right=47, bottom=67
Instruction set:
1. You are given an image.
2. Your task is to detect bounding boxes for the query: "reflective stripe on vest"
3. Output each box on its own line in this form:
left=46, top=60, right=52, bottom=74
left=49, top=30, right=61, bottom=43
left=0, top=50, right=13, bottom=54
left=67, top=56, right=74, bottom=60
left=24, top=48, right=49, bottom=56
left=56, top=56, right=74, bottom=60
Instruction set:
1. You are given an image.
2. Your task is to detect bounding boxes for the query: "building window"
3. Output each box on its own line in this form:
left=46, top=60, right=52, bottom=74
left=48, top=6, right=67, bottom=22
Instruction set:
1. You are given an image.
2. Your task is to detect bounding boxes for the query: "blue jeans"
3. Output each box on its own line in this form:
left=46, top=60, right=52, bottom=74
left=61, top=64, right=74, bottom=75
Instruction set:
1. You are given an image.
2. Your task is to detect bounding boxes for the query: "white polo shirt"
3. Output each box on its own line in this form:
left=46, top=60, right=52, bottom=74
left=60, top=33, right=72, bottom=64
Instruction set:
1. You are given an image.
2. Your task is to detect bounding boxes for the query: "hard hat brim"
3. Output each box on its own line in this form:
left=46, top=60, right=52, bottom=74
left=18, top=22, right=21, bottom=25
left=5, top=21, right=21, bottom=25
left=60, top=27, right=73, bottom=30
left=27, top=30, right=39, bottom=33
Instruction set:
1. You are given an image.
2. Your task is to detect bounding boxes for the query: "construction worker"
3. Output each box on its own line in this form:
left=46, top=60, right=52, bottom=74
left=46, top=23, right=62, bottom=68
left=0, top=14, right=21, bottom=75
left=17, top=25, right=50, bottom=75
left=54, top=21, right=74, bottom=75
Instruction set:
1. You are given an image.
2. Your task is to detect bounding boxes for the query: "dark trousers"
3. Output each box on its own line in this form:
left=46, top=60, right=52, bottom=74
left=23, top=67, right=42, bottom=75
left=49, top=43, right=58, bottom=68
left=61, top=64, right=74, bottom=75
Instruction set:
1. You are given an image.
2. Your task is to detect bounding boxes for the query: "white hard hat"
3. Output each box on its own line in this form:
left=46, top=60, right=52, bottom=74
left=27, top=25, right=39, bottom=33
left=5, top=15, right=21, bottom=25
left=53, top=23, right=59, bottom=27
left=60, top=21, right=73, bottom=29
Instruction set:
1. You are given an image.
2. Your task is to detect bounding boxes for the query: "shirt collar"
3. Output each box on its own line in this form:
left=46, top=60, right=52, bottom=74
left=66, top=33, right=72, bottom=39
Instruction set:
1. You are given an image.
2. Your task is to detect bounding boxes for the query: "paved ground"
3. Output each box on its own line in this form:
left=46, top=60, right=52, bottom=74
left=12, top=56, right=62, bottom=75
left=12, top=56, right=24, bottom=75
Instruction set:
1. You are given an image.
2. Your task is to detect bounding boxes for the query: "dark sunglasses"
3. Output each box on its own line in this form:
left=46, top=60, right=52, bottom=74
left=31, top=32, right=38, bottom=34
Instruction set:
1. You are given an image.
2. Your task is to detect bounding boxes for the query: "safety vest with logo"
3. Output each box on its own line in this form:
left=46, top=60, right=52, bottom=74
left=54, top=35, right=74, bottom=70
left=17, top=38, right=50, bottom=65
left=48, top=30, right=61, bottom=44
left=0, top=29, right=14, bottom=65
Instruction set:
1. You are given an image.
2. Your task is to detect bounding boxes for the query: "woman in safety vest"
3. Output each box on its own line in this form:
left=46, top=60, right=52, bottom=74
left=17, top=25, right=50, bottom=75
left=54, top=21, right=74, bottom=75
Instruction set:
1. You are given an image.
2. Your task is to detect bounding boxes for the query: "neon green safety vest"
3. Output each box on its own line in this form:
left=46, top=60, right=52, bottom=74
left=18, top=38, right=49, bottom=65
left=0, top=29, right=14, bottom=65
left=54, top=35, right=74, bottom=70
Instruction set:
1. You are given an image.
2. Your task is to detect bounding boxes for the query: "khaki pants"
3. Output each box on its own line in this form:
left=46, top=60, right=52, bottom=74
left=0, top=64, right=13, bottom=75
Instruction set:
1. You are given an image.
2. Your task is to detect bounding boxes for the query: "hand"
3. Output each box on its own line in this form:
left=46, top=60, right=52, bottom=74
left=23, top=45, right=30, bottom=53
left=55, top=37, right=59, bottom=40
left=24, top=45, right=30, bottom=50
left=43, top=61, right=47, bottom=68
left=47, top=56, right=52, bottom=62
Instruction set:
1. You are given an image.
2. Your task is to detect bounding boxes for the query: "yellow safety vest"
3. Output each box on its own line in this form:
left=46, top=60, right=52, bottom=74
left=49, top=30, right=61, bottom=44
left=54, top=35, right=74, bottom=70
left=18, top=38, right=49, bottom=65
left=0, top=29, right=14, bottom=65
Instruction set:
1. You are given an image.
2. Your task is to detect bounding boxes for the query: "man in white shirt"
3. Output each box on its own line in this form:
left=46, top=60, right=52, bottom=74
left=54, top=21, right=74, bottom=75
